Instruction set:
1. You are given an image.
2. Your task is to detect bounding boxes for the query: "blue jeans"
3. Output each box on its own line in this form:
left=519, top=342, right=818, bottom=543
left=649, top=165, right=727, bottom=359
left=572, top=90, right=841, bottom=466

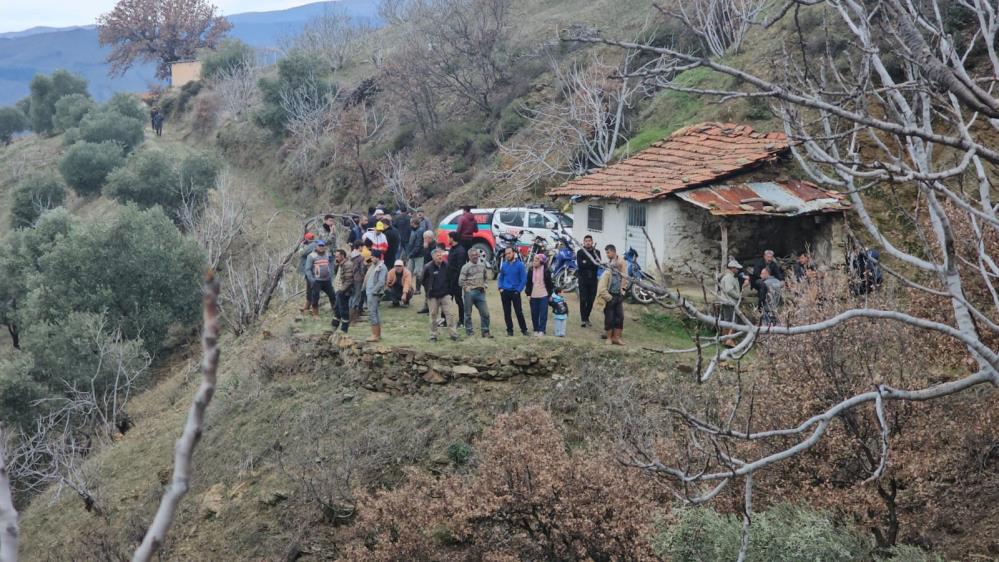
left=367, top=293, right=381, bottom=326
left=463, top=288, right=491, bottom=335
left=530, top=296, right=549, bottom=333
left=553, top=316, right=567, bottom=337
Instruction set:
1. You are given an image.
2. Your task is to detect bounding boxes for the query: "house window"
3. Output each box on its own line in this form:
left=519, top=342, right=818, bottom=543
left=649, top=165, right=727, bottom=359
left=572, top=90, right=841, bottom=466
left=587, top=206, right=604, bottom=231
left=627, top=203, right=647, bottom=227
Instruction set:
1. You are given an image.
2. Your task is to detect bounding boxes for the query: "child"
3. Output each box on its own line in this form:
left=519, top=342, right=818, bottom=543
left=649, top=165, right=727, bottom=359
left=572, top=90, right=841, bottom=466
left=549, top=288, right=569, bottom=337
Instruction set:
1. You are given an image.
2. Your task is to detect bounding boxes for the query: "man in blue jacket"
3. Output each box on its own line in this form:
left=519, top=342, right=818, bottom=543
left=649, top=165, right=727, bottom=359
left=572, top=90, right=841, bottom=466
left=497, top=246, right=528, bottom=336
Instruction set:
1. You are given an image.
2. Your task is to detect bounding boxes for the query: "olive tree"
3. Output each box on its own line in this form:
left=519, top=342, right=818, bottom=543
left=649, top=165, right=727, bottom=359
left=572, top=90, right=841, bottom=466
left=58, top=141, right=125, bottom=197
left=9, top=174, right=67, bottom=229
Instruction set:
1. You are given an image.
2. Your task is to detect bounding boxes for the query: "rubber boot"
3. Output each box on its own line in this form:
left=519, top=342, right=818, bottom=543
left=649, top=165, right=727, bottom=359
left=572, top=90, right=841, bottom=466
left=331, top=317, right=341, bottom=331
left=366, top=325, right=381, bottom=343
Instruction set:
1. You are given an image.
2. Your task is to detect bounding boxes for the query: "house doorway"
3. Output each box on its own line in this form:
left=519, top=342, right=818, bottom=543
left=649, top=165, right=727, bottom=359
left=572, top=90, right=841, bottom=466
left=626, top=203, right=649, bottom=267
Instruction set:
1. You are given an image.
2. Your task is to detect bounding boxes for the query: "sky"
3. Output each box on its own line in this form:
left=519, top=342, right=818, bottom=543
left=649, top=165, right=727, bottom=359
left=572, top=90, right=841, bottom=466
left=0, top=0, right=315, bottom=33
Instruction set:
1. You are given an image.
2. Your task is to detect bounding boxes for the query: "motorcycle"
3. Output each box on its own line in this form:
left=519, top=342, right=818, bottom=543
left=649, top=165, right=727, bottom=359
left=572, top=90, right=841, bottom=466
left=525, top=234, right=551, bottom=267
left=624, top=247, right=663, bottom=305
left=491, top=230, right=524, bottom=278
left=551, top=235, right=578, bottom=292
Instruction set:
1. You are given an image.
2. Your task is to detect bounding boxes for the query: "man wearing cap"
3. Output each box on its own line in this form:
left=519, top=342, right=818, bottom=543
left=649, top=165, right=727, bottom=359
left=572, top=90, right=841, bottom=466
left=305, top=240, right=336, bottom=319
left=423, top=249, right=460, bottom=341
left=364, top=221, right=389, bottom=254
left=459, top=248, right=492, bottom=338
left=719, top=258, right=745, bottom=347
left=386, top=259, right=414, bottom=307
left=297, top=232, right=318, bottom=313
left=364, top=249, right=388, bottom=342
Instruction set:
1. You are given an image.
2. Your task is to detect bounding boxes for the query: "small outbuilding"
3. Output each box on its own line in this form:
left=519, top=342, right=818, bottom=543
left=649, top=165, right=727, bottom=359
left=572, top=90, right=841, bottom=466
left=547, top=122, right=849, bottom=278
left=170, top=60, right=202, bottom=88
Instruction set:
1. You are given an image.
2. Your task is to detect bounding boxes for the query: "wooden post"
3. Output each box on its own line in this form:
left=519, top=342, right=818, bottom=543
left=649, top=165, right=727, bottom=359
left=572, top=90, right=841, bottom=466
left=720, top=221, right=729, bottom=272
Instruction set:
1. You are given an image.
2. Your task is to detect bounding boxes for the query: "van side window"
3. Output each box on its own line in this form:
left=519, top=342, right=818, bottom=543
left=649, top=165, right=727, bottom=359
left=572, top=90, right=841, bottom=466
left=528, top=212, right=546, bottom=229
left=498, top=210, right=523, bottom=227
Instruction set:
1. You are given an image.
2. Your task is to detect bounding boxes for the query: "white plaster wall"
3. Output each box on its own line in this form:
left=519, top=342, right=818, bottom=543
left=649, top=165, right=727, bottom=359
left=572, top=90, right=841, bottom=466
left=571, top=201, right=628, bottom=254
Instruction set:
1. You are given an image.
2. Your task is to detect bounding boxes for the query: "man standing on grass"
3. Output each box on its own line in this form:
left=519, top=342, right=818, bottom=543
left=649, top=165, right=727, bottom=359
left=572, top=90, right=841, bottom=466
left=423, top=249, right=459, bottom=342
left=576, top=235, right=601, bottom=328
left=446, top=232, right=468, bottom=328
left=459, top=248, right=492, bottom=338
left=298, top=232, right=317, bottom=313
left=365, top=250, right=387, bottom=342
left=596, top=244, right=628, bottom=346
left=456, top=205, right=477, bottom=249
left=332, top=249, right=354, bottom=333
left=497, top=246, right=528, bottom=336
left=305, top=240, right=335, bottom=319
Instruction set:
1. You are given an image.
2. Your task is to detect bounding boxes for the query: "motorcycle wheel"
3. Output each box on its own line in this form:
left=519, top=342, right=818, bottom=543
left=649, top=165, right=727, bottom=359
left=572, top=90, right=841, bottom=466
left=630, top=282, right=656, bottom=305
left=554, top=268, right=578, bottom=293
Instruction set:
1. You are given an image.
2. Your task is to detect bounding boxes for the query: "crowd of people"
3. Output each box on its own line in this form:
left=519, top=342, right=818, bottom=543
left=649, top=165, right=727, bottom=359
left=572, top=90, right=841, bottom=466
left=299, top=205, right=883, bottom=346
left=297, top=206, right=633, bottom=345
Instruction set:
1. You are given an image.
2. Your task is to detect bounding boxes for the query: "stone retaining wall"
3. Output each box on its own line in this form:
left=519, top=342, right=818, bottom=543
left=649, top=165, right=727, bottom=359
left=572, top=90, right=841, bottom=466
left=300, top=333, right=564, bottom=394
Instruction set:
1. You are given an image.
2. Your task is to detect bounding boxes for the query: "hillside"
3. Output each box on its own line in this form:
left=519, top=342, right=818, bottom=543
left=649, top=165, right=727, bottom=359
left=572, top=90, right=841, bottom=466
left=4, top=0, right=999, bottom=560
left=0, top=0, right=380, bottom=105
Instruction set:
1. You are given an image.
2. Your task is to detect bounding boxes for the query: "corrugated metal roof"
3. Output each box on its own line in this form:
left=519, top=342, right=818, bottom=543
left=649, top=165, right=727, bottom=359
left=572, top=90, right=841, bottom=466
left=674, top=180, right=847, bottom=216
left=547, top=122, right=788, bottom=201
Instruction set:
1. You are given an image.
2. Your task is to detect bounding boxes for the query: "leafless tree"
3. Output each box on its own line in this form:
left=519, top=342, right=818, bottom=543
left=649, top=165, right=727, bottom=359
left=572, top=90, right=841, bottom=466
left=212, top=58, right=260, bottom=120
left=657, top=0, right=774, bottom=57
left=496, top=51, right=642, bottom=192
left=12, top=428, right=104, bottom=517
left=286, top=7, right=375, bottom=73
left=132, top=273, right=221, bottom=562
left=179, top=169, right=249, bottom=272
left=567, top=0, right=999, bottom=557
left=0, top=427, right=17, bottom=562
left=280, top=77, right=341, bottom=180
left=380, top=150, right=420, bottom=212
left=219, top=238, right=288, bottom=336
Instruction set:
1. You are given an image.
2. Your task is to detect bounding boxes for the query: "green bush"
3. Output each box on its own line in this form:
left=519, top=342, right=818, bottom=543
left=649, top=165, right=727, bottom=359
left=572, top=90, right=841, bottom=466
left=179, top=150, right=223, bottom=195
left=62, top=127, right=81, bottom=146
left=58, top=141, right=126, bottom=196
left=27, top=70, right=89, bottom=135
left=20, top=205, right=204, bottom=353
left=176, top=80, right=204, bottom=115
left=653, top=505, right=872, bottom=562
left=256, top=51, right=334, bottom=135
left=0, top=106, right=30, bottom=144
left=0, top=354, right=46, bottom=427
left=104, top=92, right=147, bottom=122
left=446, top=442, right=473, bottom=466
left=201, top=38, right=254, bottom=79
left=78, top=110, right=145, bottom=153
left=52, top=93, right=97, bottom=133
left=10, top=173, right=67, bottom=228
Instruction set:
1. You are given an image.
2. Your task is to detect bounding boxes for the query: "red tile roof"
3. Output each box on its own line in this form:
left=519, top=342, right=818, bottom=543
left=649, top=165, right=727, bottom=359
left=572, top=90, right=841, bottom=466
left=547, top=122, right=788, bottom=201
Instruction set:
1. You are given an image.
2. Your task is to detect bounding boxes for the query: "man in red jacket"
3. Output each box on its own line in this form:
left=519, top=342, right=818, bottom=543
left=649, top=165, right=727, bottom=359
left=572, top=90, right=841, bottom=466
left=456, top=205, right=477, bottom=249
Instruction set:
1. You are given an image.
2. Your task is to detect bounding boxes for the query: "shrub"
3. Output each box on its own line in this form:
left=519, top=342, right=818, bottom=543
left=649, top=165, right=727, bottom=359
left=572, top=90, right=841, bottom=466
left=62, top=127, right=81, bottom=146
left=104, top=149, right=180, bottom=212
left=0, top=106, right=30, bottom=144
left=78, top=110, right=145, bottom=153
left=445, top=442, right=472, bottom=466
left=201, top=38, right=254, bottom=79
left=176, top=80, right=204, bottom=115
left=104, top=92, right=147, bottom=122
left=652, top=504, right=872, bottom=562
left=27, top=70, right=89, bottom=135
left=21, top=205, right=204, bottom=352
left=179, top=150, right=222, bottom=196
left=10, top=173, right=67, bottom=228
left=52, top=93, right=97, bottom=133
left=343, top=407, right=660, bottom=560
left=255, top=51, right=333, bottom=135
left=0, top=353, right=46, bottom=427
left=59, top=141, right=126, bottom=196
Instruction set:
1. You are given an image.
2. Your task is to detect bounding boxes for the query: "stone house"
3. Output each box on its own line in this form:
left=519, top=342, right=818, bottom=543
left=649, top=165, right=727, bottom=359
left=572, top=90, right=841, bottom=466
left=547, top=122, right=849, bottom=278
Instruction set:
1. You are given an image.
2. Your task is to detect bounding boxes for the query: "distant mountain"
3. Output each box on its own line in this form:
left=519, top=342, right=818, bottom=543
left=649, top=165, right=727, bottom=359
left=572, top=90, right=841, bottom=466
left=0, top=0, right=380, bottom=106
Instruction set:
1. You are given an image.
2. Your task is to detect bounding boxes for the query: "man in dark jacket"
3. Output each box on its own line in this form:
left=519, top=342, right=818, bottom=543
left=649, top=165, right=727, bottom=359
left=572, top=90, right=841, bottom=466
left=383, top=218, right=401, bottom=265
left=446, top=232, right=468, bottom=327
left=393, top=210, right=412, bottom=257
left=576, top=235, right=601, bottom=328
left=423, top=249, right=459, bottom=341
left=456, top=206, right=477, bottom=249
left=751, top=249, right=784, bottom=310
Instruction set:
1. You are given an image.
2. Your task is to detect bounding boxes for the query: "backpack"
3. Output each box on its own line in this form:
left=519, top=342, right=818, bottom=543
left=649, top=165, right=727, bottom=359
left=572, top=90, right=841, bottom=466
left=312, top=253, right=332, bottom=281
left=550, top=296, right=569, bottom=316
